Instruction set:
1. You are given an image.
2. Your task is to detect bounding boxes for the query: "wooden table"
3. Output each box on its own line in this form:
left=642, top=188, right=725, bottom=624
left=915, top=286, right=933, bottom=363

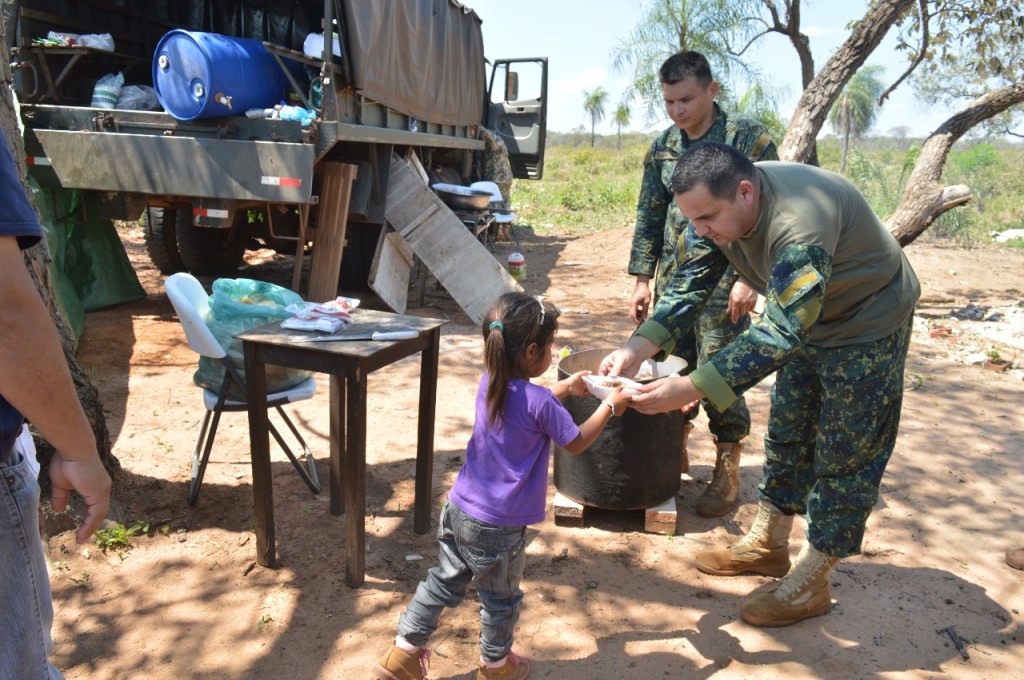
left=237, top=309, right=445, bottom=587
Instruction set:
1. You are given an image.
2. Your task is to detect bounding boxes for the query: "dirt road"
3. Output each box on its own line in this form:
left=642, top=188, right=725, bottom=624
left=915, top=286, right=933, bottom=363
left=47, top=225, right=1024, bottom=679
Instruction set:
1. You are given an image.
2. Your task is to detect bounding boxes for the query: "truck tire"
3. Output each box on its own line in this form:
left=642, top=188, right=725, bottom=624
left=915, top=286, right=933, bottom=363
left=176, top=211, right=247, bottom=276
left=143, top=207, right=186, bottom=274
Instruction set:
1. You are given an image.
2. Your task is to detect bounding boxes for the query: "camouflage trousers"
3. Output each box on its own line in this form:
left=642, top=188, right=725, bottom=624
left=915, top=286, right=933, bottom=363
left=759, top=313, right=914, bottom=558
left=673, top=274, right=751, bottom=442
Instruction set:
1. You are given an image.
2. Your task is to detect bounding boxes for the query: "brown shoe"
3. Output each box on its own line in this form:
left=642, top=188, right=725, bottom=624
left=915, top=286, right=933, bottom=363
left=680, top=422, right=694, bottom=474
left=697, top=442, right=742, bottom=517
left=1007, top=548, right=1024, bottom=571
left=476, top=650, right=530, bottom=679
left=375, top=644, right=431, bottom=680
left=741, top=542, right=839, bottom=627
left=695, top=500, right=792, bottom=577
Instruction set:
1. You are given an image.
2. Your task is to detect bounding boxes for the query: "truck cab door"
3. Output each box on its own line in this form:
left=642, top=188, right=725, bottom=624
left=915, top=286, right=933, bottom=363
left=486, top=58, right=547, bottom=180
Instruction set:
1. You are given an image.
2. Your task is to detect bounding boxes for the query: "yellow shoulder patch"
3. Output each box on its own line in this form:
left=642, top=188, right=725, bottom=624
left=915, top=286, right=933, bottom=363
left=777, top=268, right=822, bottom=307
left=793, top=298, right=822, bottom=330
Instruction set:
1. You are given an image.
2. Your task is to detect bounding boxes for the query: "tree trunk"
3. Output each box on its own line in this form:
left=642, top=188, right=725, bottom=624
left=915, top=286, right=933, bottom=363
left=778, top=0, right=915, bottom=163
left=0, top=26, right=119, bottom=491
left=772, top=0, right=820, bottom=165
left=840, top=127, right=850, bottom=174
left=887, top=82, right=1024, bottom=246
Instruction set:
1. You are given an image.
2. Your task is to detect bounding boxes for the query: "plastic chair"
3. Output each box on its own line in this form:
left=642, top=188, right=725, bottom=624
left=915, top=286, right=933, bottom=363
left=164, top=273, right=320, bottom=505
left=471, top=180, right=520, bottom=247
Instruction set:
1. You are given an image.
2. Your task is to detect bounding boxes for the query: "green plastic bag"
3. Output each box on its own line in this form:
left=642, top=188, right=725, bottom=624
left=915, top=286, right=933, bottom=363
left=194, top=278, right=312, bottom=399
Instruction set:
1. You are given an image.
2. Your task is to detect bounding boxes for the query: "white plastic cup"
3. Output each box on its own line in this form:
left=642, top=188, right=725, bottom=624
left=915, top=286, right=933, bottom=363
left=507, top=252, right=525, bottom=281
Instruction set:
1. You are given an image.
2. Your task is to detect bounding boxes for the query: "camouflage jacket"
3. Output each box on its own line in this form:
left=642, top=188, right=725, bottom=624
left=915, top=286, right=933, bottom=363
left=627, top=105, right=777, bottom=297
left=637, top=163, right=921, bottom=412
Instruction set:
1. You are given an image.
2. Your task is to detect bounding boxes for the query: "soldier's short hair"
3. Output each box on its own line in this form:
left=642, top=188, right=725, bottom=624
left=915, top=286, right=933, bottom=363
left=659, top=51, right=713, bottom=88
left=671, top=142, right=757, bottom=199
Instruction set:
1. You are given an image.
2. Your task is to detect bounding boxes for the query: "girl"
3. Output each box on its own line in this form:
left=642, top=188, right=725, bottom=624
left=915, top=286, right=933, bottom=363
left=375, top=292, right=631, bottom=680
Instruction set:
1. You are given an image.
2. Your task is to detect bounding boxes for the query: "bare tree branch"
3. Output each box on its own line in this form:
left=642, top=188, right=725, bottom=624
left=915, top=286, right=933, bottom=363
left=888, top=81, right=1024, bottom=245
left=879, top=0, right=930, bottom=105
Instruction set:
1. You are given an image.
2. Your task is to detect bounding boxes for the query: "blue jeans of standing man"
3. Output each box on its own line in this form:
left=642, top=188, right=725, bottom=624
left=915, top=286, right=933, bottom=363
left=397, top=499, right=527, bottom=662
left=1, top=446, right=64, bottom=680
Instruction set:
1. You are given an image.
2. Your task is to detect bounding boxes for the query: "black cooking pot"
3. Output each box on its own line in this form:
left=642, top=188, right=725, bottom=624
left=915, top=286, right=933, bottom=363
left=553, top=348, right=688, bottom=510
left=432, top=183, right=492, bottom=211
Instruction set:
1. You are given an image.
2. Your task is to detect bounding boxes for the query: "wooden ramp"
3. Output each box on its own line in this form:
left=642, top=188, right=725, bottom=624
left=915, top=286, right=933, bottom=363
left=384, top=153, right=520, bottom=325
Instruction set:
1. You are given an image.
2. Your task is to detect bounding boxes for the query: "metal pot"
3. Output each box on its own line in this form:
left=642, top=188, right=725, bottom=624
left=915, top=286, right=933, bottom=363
left=432, top=183, right=492, bottom=211
left=553, top=348, right=689, bottom=510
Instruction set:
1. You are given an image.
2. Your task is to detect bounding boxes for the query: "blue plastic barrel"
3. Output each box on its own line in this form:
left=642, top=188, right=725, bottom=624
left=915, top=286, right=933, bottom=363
left=153, top=30, right=295, bottom=121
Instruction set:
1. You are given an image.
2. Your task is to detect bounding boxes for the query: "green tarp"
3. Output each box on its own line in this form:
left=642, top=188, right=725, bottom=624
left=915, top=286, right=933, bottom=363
left=29, top=179, right=146, bottom=344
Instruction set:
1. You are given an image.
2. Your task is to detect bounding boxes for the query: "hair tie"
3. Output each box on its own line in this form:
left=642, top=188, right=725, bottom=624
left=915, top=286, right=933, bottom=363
left=489, top=320, right=504, bottom=332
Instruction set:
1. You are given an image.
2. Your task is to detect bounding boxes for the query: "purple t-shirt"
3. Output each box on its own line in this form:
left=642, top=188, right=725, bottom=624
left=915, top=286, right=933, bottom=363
left=448, top=374, right=580, bottom=527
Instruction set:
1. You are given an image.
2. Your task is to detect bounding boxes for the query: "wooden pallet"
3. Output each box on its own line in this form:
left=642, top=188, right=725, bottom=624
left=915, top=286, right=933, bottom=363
left=552, top=492, right=678, bottom=535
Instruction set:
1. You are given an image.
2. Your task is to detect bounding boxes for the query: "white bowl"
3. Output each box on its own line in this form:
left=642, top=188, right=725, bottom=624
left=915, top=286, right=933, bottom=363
left=582, top=374, right=643, bottom=399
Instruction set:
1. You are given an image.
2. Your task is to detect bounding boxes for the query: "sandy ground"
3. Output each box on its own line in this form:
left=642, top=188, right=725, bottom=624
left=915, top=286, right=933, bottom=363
left=43, top=223, right=1024, bottom=679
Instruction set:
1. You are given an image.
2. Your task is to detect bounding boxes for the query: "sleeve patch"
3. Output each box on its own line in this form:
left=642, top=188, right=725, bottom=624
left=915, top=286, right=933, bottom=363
left=793, top=298, right=822, bottom=330
left=777, top=266, right=822, bottom=308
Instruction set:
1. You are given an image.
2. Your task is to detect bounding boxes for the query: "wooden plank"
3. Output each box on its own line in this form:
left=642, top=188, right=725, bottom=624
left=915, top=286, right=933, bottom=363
left=384, top=154, right=520, bottom=325
left=307, top=162, right=358, bottom=302
left=644, top=497, right=679, bottom=535
left=291, top=203, right=311, bottom=293
left=553, top=491, right=585, bottom=527
left=368, top=225, right=414, bottom=314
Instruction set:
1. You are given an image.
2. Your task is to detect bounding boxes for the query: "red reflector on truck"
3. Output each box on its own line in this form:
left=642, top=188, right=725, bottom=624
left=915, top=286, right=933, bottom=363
left=261, top=175, right=302, bottom=187
left=193, top=208, right=230, bottom=218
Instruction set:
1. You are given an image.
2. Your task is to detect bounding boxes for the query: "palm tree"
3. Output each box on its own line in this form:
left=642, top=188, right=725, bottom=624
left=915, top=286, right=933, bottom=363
left=733, top=82, right=786, bottom=145
left=582, top=87, right=609, bottom=147
left=610, top=0, right=760, bottom=123
left=613, top=102, right=632, bottom=149
left=828, top=65, right=886, bottom=173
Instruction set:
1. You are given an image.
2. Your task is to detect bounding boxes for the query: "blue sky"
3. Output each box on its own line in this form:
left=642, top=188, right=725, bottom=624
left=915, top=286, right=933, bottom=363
left=468, top=0, right=950, bottom=137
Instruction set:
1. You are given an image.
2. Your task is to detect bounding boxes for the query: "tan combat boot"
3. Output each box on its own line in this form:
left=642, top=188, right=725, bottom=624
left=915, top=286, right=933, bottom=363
left=1007, top=548, right=1024, bottom=571
left=696, top=442, right=743, bottom=517
left=694, top=500, right=793, bottom=577
left=741, top=541, right=840, bottom=627
left=680, top=422, right=694, bottom=474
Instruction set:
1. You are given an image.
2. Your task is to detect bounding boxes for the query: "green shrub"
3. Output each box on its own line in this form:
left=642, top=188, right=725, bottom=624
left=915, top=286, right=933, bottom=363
left=511, top=136, right=1024, bottom=243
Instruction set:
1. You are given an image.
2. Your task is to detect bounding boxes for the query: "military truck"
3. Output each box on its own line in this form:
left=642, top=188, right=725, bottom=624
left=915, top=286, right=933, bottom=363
left=5, top=0, right=547, bottom=280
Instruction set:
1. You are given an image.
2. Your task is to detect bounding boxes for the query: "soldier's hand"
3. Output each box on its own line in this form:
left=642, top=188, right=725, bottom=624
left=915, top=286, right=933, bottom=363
left=629, top=280, right=652, bottom=326
left=728, top=279, right=758, bottom=324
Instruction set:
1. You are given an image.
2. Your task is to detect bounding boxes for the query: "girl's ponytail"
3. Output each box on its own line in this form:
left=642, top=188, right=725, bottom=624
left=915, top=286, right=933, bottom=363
left=482, top=292, right=559, bottom=425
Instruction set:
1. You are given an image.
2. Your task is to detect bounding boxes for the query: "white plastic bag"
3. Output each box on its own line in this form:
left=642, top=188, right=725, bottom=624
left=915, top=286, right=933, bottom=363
left=46, top=31, right=80, bottom=46
left=78, top=33, right=115, bottom=51
left=14, top=424, right=38, bottom=478
left=116, top=84, right=159, bottom=111
left=91, top=72, right=124, bottom=109
left=302, top=32, right=341, bottom=58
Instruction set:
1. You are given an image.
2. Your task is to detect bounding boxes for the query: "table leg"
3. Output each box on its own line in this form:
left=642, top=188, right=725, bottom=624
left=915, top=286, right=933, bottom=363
left=414, top=327, right=441, bottom=534
left=243, top=346, right=276, bottom=568
left=344, top=367, right=368, bottom=588
left=329, top=373, right=345, bottom=516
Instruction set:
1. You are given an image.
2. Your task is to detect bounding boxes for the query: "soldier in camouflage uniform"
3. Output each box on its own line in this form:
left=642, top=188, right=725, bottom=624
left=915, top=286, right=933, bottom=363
left=627, top=51, right=777, bottom=517
left=605, top=142, right=920, bottom=627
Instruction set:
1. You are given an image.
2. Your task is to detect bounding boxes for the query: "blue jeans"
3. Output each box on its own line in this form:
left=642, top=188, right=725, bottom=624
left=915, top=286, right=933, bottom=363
left=397, top=499, right=527, bottom=662
left=0, top=447, right=63, bottom=680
